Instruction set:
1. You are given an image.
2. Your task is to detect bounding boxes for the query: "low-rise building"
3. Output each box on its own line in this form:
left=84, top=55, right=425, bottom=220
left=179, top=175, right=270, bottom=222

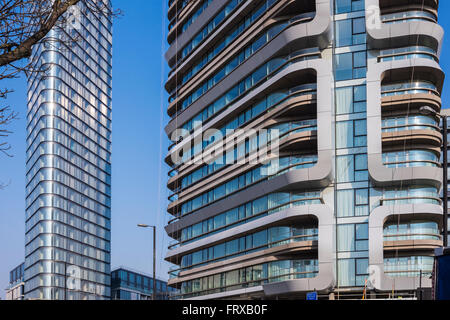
left=111, top=267, right=176, bottom=300
left=6, top=263, right=25, bottom=300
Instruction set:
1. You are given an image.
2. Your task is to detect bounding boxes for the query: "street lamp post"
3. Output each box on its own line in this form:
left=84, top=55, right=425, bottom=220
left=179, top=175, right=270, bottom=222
left=137, top=224, right=157, bottom=300
left=419, top=106, right=448, bottom=247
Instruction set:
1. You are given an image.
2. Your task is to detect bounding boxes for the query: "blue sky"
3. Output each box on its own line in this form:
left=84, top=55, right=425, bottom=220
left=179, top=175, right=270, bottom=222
left=0, top=1, right=450, bottom=298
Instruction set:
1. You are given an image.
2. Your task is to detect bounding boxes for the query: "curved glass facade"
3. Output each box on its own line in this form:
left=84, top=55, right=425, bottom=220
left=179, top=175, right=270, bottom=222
left=384, top=256, right=434, bottom=278
left=382, top=115, right=439, bottom=133
left=24, top=2, right=112, bottom=300
left=179, top=259, right=318, bottom=298
left=180, top=225, right=318, bottom=270
left=381, top=81, right=439, bottom=97
left=383, top=150, right=440, bottom=168
left=176, top=190, right=321, bottom=245
left=166, top=0, right=445, bottom=299
left=175, top=51, right=319, bottom=116
left=384, top=221, right=440, bottom=241
left=381, top=10, right=437, bottom=24
left=379, top=46, right=438, bottom=62
left=378, top=186, right=441, bottom=207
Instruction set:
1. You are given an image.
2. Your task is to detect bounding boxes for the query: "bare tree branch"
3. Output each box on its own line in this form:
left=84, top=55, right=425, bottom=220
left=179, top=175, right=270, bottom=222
left=0, top=0, right=119, bottom=187
left=0, top=105, right=18, bottom=157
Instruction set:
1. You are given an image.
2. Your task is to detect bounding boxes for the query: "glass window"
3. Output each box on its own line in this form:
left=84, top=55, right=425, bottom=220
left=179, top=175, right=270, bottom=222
left=353, top=17, right=365, bottom=34
left=336, top=119, right=366, bottom=148
left=338, top=224, right=356, bottom=252
left=338, top=223, right=368, bottom=252
left=337, top=154, right=368, bottom=183
left=337, top=155, right=354, bottom=183
left=338, top=258, right=369, bottom=287
left=336, top=85, right=367, bottom=115
left=336, top=17, right=366, bottom=47
left=355, top=188, right=369, bottom=216
left=337, top=189, right=354, bottom=217
left=336, top=121, right=353, bottom=148
left=226, top=239, right=239, bottom=255
left=253, top=230, right=268, bottom=248
left=353, top=51, right=366, bottom=68
left=338, top=259, right=356, bottom=286
left=214, top=243, right=225, bottom=259
left=335, top=51, right=367, bottom=80
left=335, top=52, right=353, bottom=81
left=336, top=20, right=352, bottom=47
left=335, top=0, right=365, bottom=14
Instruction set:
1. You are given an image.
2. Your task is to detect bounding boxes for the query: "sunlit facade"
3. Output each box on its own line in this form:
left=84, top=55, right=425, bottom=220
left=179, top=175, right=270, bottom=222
left=164, top=0, right=444, bottom=299
left=24, top=1, right=113, bottom=300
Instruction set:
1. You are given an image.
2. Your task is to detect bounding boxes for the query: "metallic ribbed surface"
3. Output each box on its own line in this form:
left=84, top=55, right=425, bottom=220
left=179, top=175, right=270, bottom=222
left=24, top=1, right=113, bottom=300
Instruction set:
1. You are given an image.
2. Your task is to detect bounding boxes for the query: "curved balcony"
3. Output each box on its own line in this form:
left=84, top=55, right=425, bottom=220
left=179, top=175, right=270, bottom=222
left=166, top=0, right=263, bottom=68
left=382, top=149, right=441, bottom=169
left=369, top=203, right=442, bottom=291
left=383, top=219, right=443, bottom=252
left=172, top=258, right=318, bottom=299
left=167, top=204, right=335, bottom=299
left=381, top=10, right=437, bottom=25
left=166, top=85, right=316, bottom=190
left=382, top=115, right=439, bottom=133
left=168, top=47, right=319, bottom=118
left=167, top=195, right=322, bottom=261
left=165, top=83, right=317, bottom=169
left=381, top=115, right=441, bottom=154
left=167, top=188, right=321, bottom=237
left=167, top=128, right=319, bottom=216
left=367, top=59, right=444, bottom=188
left=175, top=225, right=318, bottom=270
left=381, top=129, right=442, bottom=149
left=171, top=185, right=319, bottom=246
left=170, top=150, right=318, bottom=205
left=378, top=186, right=441, bottom=207
left=168, top=21, right=291, bottom=94
left=167, top=14, right=317, bottom=99
left=378, top=46, right=438, bottom=63
left=383, top=256, right=434, bottom=278
left=365, top=0, right=443, bottom=56
left=166, top=0, right=324, bottom=72
left=166, top=84, right=316, bottom=175
left=164, top=6, right=332, bottom=133
left=167, top=0, right=213, bottom=44
left=168, top=0, right=192, bottom=21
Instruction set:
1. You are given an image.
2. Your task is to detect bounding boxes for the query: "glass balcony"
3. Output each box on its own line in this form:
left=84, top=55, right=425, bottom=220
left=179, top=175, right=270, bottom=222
left=381, top=10, right=437, bottom=25
left=381, top=81, right=439, bottom=97
left=379, top=46, right=438, bottom=63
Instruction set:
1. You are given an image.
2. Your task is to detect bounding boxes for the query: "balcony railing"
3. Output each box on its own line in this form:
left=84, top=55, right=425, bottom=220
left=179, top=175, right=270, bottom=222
left=378, top=46, right=438, bottom=63
left=381, top=10, right=437, bottom=25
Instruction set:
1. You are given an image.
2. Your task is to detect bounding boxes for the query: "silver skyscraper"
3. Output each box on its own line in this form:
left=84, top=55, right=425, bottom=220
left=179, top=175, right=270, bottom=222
left=24, top=1, right=112, bottom=300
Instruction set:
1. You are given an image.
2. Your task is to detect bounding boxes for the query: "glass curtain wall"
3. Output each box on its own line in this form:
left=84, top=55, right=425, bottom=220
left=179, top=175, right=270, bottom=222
left=334, top=0, right=370, bottom=288
left=24, top=1, right=113, bottom=300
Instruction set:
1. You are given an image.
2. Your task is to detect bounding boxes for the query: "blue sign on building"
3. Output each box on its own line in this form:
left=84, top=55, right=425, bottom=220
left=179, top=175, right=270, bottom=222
left=306, top=292, right=318, bottom=300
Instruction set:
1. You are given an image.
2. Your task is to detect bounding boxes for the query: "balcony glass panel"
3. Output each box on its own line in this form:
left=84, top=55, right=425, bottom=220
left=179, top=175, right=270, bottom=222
left=384, top=256, right=434, bottom=278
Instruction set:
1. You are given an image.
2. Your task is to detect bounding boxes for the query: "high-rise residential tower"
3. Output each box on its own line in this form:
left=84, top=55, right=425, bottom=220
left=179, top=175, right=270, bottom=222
left=24, top=2, right=113, bottom=300
left=164, top=0, right=444, bottom=299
